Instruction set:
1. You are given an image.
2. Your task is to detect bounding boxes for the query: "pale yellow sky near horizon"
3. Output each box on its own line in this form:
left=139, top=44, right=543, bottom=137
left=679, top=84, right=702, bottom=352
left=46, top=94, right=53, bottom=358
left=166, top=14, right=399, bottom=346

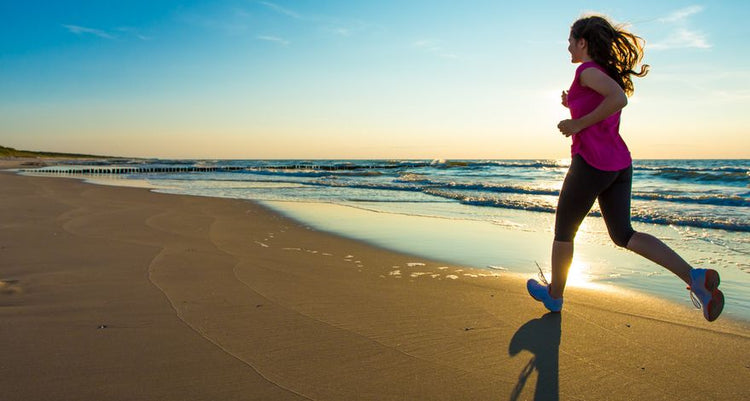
left=5, top=82, right=746, bottom=160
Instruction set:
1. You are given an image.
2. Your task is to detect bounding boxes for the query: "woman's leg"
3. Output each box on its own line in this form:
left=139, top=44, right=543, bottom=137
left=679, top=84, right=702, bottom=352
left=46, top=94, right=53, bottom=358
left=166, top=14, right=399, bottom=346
left=598, top=165, right=723, bottom=321
left=597, top=166, right=692, bottom=284
left=550, top=240, right=574, bottom=299
left=551, top=156, right=610, bottom=298
left=625, top=232, right=692, bottom=284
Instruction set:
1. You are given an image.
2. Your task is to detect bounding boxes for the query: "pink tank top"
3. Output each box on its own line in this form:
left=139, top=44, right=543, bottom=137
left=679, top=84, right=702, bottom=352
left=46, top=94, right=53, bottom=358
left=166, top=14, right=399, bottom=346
left=567, top=61, right=632, bottom=171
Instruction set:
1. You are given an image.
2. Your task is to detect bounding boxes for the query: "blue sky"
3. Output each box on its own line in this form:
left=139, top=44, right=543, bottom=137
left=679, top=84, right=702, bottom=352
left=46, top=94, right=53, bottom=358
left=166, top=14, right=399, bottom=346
left=1, top=1, right=748, bottom=159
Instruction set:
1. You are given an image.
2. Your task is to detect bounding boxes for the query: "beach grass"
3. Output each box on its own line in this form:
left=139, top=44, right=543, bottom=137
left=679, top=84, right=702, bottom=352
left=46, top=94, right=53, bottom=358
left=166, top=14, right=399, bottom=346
left=0, top=144, right=112, bottom=159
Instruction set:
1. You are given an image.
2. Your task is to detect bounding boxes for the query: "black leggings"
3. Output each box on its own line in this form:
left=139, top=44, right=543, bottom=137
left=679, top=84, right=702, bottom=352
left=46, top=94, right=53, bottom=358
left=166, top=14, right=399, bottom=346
left=554, top=154, right=635, bottom=247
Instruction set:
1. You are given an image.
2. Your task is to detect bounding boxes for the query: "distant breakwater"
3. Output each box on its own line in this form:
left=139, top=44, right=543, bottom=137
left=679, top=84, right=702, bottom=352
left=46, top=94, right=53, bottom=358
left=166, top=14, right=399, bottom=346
left=18, top=163, right=407, bottom=175
left=19, top=166, right=245, bottom=175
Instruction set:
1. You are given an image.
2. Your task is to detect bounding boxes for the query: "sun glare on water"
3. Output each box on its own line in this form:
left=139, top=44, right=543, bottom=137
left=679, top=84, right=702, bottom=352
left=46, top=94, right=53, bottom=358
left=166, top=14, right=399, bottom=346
left=537, top=258, right=600, bottom=290
left=565, top=259, right=597, bottom=288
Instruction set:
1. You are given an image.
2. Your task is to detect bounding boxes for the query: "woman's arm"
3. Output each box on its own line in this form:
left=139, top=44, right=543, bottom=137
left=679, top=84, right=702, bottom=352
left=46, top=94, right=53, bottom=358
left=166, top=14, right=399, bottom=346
left=557, top=68, right=628, bottom=137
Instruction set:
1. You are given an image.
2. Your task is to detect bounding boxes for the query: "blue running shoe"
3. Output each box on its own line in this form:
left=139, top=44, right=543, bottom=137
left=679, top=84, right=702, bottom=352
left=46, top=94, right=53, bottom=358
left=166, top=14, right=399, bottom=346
left=689, top=268, right=724, bottom=322
left=527, top=279, right=563, bottom=313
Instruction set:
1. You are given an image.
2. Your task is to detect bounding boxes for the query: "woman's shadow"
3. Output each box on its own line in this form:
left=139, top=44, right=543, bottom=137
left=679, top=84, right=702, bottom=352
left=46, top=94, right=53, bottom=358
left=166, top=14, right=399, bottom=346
left=508, top=313, right=562, bottom=401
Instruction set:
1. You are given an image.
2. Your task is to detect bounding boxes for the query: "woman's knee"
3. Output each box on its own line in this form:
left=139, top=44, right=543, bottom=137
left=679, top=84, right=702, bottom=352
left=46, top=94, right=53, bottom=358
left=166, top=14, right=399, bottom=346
left=609, top=229, right=635, bottom=248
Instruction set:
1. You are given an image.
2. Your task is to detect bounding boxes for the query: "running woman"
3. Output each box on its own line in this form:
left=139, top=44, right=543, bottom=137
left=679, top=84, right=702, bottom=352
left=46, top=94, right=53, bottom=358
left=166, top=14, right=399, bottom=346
left=527, top=15, right=724, bottom=322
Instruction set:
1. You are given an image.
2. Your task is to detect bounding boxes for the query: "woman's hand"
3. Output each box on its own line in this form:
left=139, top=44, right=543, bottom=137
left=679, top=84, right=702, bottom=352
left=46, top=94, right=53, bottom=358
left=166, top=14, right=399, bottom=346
left=561, top=90, right=569, bottom=108
left=557, top=119, right=583, bottom=137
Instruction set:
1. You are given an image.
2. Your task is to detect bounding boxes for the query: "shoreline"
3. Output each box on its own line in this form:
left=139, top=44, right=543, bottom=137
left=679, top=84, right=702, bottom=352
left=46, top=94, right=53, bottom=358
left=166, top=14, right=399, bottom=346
left=14, top=160, right=750, bottom=321
left=259, top=199, right=750, bottom=322
left=5, top=157, right=749, bottom=322
left=1, top=161, right=749, bottom=400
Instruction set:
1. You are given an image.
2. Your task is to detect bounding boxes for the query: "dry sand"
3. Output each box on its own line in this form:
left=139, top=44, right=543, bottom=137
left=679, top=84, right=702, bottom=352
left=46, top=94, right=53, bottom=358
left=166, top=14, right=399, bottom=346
left=1, top=161, right=748, bottom=400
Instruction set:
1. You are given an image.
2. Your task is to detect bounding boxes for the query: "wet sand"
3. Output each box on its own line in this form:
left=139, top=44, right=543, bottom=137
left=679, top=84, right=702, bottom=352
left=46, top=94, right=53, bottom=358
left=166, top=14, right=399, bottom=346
left=1, top=162, right=748, bottom=400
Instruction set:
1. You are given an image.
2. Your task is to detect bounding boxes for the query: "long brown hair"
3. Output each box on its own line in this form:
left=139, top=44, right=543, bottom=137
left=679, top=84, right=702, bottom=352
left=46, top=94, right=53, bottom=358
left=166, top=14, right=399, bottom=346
left=571, top=15, right=650, bottom=96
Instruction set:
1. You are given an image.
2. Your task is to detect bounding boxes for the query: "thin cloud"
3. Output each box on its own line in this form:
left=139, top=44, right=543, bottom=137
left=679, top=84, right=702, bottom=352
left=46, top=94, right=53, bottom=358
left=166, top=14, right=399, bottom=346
left=62, top=24, right=116, bottom=39
left=649, top=5, right=711, bottom=50
left=116, top=27, right=152, bottom=41
left=256, top=1, right=378, bottom=39
left=233, top=8, right=253, bottom=19
left=413, top=40, right=458, bottom=59
left=256, top=35, right=290, bottom=46
left=658, top=5, right=704, bottom=23
left=650, top=28, right=710, bottom=50
left=258, top=1, right=302, bottom=19
left=177, top=5, right=253, bottom=36
left=711, top=89, right=750, bottom=102
left=326, top=27, right=351, bottom=37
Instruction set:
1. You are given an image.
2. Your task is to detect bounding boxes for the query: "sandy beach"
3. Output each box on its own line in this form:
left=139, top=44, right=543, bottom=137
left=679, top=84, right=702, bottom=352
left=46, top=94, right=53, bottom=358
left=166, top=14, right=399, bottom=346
left=1, top=161, right=748, bottom=401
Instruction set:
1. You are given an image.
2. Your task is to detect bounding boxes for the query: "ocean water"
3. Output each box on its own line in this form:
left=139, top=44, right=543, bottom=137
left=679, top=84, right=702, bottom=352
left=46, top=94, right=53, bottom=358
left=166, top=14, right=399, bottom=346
left=24, top=159, right=750, bottom=320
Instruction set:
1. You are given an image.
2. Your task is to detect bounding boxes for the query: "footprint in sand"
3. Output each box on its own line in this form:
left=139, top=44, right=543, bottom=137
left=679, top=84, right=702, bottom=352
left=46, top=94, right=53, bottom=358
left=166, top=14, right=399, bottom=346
left=0, top=280, right=22, bottom=295
left=282, top=247, right=333, bottom=257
